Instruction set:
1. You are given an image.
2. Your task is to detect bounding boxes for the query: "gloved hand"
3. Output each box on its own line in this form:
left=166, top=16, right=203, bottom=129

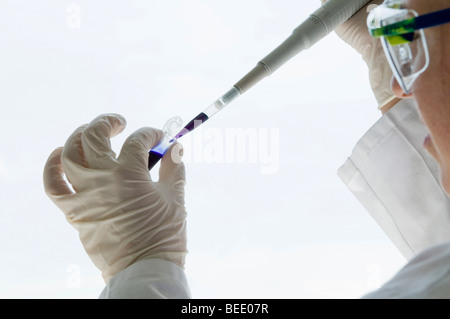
left=43, top=114, right=187, bottom=283
left=323, top=0, right=400, bottom=112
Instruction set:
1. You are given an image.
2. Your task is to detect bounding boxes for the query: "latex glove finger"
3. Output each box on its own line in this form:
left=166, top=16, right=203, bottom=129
left=61, top=124, right=88, bottom=168
left=43, top=147, right=73, bottom=198
left=61, top=124, right=92, bottom=192
left=118, top=127, right=163, bottom=176
left=158, top=143, right=186, bottom=202
left=43, top=147, right=79, bottom=214
left=81, top=113, right=126, bottom=169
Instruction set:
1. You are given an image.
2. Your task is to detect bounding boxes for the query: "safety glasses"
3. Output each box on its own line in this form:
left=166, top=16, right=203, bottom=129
left=367, top=1, right=450, bottom=94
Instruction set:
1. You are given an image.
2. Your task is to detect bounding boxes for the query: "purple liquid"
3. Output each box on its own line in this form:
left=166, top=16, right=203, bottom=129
left=175, top=112, right=209, bottom=139
left=148, top=150, right=164, bottom=170
left=148, top=112, right=210, bottom=171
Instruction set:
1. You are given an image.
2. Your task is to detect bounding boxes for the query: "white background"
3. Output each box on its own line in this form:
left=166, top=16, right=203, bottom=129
left=0, top=0, right=406, bottom=298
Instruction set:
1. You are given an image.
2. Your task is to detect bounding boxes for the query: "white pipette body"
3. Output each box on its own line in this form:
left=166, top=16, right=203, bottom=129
left=180, top=0, right=372, bottom=136
left=192, top=0, right=372, bottom=124
left=234, top=0, right=371, bottom=93
left=149, top=0, right=371, bottom=170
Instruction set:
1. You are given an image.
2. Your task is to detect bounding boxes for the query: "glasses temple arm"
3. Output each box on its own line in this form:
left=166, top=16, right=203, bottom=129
left=371, top=7, right=450, bottom=37
left=415, top=8, right=450, bottom=31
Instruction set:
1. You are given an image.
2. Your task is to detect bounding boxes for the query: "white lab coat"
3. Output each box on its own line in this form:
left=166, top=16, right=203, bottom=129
left=99, top=258, right=191, bottom=298
left=338, top=98, right=450, bottom=298
left=338, top=98, right=450, bottom=259
left=100, top=98, right=450, bottom=299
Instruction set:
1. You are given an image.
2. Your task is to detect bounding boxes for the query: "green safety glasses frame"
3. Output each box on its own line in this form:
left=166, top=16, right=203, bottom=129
left=367, top=1, right=450, bottom=94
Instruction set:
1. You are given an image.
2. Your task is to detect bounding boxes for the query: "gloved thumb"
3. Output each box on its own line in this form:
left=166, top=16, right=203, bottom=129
left=158, top=142, right=185, bottom=191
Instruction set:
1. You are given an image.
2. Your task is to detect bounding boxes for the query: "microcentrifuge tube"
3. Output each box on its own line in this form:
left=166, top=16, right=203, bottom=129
left=148, top=116, right=183, bottom=170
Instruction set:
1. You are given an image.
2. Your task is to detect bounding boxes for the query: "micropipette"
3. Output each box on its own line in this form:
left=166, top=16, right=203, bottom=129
left=148, top=0, right=371, bottom=170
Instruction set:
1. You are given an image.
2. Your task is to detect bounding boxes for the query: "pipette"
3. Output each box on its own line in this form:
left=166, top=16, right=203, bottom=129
left=148, top=0, right=371, bottom=170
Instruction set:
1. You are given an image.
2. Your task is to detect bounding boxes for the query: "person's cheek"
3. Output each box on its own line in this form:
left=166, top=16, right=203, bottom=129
left=422, top=134, right=450, bottom=195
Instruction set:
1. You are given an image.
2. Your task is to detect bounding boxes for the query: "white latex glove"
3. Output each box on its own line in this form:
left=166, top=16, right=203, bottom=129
left=43, top=114, right=187, bottom=283
left=323, top=0, right=399, bottom=111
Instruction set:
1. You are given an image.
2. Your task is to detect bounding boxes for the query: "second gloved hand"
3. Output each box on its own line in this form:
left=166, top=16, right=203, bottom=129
left=43, top=114, right=187, bottom=283
left=323, top=0, right=399, bottom=111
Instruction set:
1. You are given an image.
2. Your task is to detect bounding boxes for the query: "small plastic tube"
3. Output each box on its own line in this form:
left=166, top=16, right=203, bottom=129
left=148, top=116, right=183, bottom=170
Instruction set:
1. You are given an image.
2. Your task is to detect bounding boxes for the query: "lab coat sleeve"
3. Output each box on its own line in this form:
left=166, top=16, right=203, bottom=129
left=98, top=258, right=191, bottom=299
left=338, top=99, right=450, bottom=260
left=363, top=242, right=450, bottom=298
